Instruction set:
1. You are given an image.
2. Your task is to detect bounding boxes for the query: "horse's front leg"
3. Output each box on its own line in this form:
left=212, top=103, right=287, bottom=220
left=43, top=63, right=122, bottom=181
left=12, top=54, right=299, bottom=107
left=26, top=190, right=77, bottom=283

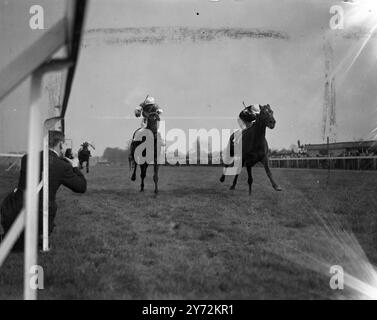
left=131, top=161, right=137, bottom=181
left=129, top=154, right=137, bottom=181
left=86, top=159, right=89, bottom=173
left=140, top=164, right=147, bottom=192
left=262, top=157, right=282, bottom=191
left=153, top=164, right=159, bottom=194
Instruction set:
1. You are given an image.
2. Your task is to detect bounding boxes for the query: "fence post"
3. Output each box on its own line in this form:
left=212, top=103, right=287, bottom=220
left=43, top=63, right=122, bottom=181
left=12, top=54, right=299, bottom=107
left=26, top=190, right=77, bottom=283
left=24, top=71, right=43, bottom=300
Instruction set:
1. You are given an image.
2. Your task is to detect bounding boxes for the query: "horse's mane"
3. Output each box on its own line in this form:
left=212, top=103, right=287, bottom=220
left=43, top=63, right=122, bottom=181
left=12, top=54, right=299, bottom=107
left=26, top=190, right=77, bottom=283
left=145, top=117, right=159, bottom=134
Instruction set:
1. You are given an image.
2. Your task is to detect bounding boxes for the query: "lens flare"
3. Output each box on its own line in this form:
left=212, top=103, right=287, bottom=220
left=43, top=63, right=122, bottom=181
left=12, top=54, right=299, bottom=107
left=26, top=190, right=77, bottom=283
left=270, top=180, right=377, bottom=300
left=343, top=0, right=377, bottom=26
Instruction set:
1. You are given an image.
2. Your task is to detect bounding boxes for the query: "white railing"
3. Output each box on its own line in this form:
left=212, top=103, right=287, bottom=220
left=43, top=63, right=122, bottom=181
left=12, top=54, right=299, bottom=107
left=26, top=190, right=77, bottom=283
left=268, top=156, right=377, bottom=170
left=0, top=153, right=24, bottom=171
left=0, top=153, right=24, bottom=158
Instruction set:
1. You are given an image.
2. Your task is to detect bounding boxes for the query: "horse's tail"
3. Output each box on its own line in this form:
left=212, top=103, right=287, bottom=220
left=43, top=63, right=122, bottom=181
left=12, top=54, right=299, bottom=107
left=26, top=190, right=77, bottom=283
left=222, top=131, right=239, bottom=168
left=229, top=132, right=235, bottom=158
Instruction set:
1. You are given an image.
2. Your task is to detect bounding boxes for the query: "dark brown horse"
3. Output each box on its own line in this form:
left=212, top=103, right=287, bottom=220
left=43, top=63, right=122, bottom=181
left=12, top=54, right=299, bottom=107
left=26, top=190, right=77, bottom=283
left=129, top=112, right=161, bottom=194
left=78, top=142, right=95, bottom=173
left=220, top=104, right=282, bottom=195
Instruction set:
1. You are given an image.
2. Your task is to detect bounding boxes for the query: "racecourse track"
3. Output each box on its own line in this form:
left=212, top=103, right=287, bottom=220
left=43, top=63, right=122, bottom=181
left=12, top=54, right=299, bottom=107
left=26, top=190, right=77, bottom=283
left=0, top=165, right=376, bottom=299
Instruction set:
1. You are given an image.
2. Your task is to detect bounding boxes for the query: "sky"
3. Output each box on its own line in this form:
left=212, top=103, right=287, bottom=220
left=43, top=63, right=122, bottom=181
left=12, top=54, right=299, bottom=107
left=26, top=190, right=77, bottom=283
left=1, top=0, right=377, bottom=155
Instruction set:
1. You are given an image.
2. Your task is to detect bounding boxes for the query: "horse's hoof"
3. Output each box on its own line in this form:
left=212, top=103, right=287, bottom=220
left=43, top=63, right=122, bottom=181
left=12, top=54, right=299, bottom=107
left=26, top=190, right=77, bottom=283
left=220, top=176, right=225, bottom=183
left=274, top=186, right=282, bottom=191
left=140, top=189, right=144, bottom=192
left=131, top=176, right=136, bottom=181
left=230, top=186, right=235, bottom=190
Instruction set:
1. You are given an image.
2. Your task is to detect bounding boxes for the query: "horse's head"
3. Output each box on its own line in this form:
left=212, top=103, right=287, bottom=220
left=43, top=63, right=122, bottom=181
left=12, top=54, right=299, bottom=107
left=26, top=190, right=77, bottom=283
left=258, top=104, right=276, bottom=129
left=145, top=111, right=160, bottom=133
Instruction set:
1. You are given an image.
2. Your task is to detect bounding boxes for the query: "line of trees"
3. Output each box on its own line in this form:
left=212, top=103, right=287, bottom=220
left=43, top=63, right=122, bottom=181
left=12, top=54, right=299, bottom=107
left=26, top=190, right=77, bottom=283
left=102, top=147, right=129, bottom=165
left=100, top=149, right=294, bottom=165
left=101, top=144, right=299, bottom=166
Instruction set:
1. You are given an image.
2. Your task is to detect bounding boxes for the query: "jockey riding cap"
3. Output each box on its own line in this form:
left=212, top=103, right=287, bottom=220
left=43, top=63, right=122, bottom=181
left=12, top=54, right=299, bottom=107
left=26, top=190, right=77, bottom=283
left=144, top=96, right=155, bottom=105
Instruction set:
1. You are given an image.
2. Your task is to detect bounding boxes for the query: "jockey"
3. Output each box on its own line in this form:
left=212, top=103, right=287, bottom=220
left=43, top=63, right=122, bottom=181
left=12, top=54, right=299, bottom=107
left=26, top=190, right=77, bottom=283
left=132, top=96, right=165, bottom=164
left=78, top=142, right=95, bottom=156
left=222, top=103, right=259, bottom=177
left=238, top=104, right=260, bottom=130
left=134, top=96, right=163, bottom=128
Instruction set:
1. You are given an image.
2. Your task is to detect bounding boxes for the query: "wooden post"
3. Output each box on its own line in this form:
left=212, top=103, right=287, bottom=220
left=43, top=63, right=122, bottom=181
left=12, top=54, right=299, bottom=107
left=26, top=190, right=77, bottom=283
left=41, top=117, right=61, bottom=252
left=24, top=71, right=43, bottom=300
left=326, top=137, right=330, bottom=186
left=0, top=210, right=25, bottom=266
left=42, top=133, right=49, bottom=252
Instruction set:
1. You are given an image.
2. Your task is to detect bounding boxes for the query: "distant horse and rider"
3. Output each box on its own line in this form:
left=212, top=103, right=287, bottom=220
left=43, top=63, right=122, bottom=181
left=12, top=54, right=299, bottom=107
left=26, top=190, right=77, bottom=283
left=220, top=103, right=282, bottom=195
left=129, top=96, right=164, bottom=194
left=78, top=142, right=95, bottom=173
